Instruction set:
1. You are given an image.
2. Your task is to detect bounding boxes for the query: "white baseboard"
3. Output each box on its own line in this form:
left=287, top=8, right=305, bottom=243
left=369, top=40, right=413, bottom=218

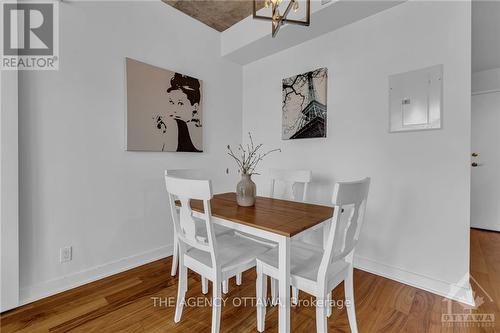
left=354, top=254, right=475, bottom=306
left=19, top=244, right=173, bottom=306
left=18, top=245, right=474, bottom=308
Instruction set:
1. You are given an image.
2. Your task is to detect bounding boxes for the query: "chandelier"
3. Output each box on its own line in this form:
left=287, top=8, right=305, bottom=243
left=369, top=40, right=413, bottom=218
left=253, top=0, right=311, bottom=38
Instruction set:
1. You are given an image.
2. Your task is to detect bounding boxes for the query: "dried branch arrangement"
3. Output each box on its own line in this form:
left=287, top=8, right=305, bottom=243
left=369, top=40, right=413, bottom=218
left=227, top=133, right=281, bottom=175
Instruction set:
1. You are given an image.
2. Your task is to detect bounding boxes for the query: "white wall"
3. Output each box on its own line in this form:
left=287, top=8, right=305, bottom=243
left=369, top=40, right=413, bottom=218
left=242, top=1, right=473, bottom=302
left=18, top=1, right=242, bottom=302
left=472, top=67, right=500, bottom=93
left=471, top=0, right=500, bottom=73
left=1, top=70, right=20, bottom=311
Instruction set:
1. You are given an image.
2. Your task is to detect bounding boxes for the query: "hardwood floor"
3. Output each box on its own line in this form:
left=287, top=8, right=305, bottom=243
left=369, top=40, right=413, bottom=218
left=1, top=229, right=499, bottom=332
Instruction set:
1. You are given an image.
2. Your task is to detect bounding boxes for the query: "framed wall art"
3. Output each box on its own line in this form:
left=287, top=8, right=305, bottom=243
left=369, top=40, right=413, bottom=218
left=282, top=67, right=327, bottom=140
left=126, top=58, right=203, bottom=152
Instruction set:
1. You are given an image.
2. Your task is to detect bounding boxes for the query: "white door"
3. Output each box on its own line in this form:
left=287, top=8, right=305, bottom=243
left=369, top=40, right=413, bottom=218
left=471, top=91, right=500, bottom=231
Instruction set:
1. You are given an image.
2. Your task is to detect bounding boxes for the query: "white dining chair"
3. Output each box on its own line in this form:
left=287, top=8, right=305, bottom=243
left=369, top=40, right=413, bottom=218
left=256, top=177, right=370, bottom=333
left=165, top=169, right=240, bottom=294
left=165, top=175, right=273, bottom=333
left=268, top=169, right=312, bottom=304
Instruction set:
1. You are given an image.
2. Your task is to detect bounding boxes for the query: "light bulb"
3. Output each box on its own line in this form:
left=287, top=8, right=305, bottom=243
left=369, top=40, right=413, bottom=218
left=293, top=0, right=299, bottom=12
left=274, top=9, right=280, bottom=19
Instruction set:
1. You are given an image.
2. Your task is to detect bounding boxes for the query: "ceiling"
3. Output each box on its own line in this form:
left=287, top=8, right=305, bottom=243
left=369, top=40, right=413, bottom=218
left=163, top=0, right=264, bottom=32
left=221, top=0, right=404, bottom=64
left=164, top=0, right=500, bottom=73
left=472, top=0, right=500, bottom=73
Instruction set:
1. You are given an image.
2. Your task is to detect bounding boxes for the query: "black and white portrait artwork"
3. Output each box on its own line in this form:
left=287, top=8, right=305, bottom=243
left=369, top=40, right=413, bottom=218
left=282, top=67, right=327, bottom=140
left=126, top=58, right=203, bottom=152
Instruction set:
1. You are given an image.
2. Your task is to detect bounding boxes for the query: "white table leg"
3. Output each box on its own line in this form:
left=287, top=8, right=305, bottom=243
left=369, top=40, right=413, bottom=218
left=278, top=236, right=290, bottom=333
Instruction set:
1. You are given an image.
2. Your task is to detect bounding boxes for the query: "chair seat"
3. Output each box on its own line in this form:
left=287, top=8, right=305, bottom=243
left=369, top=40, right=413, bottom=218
left=194, top=216, right=232, bottom=238
left=295, top=227, right=324, bottom=245
left=257, top=240, right=348, bottom=282
left=175, top=206, right=231, bottom=238
left=186, top=234, right=273, bottom=273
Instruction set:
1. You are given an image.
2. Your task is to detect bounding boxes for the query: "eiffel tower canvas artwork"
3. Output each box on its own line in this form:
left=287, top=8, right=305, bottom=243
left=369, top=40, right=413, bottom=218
left=282, top=68, right=327, bottom=140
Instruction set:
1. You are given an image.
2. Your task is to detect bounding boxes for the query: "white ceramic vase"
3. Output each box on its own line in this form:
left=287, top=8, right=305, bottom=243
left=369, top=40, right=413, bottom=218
left=236, top=173, right=256, bottom=207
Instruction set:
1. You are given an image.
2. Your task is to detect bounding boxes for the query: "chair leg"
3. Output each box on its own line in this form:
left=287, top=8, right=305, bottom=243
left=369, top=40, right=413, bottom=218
left=222, top=280, right=229, bottom=294
left=270, top=277, right=278, bottom=306
left=292, top=287, right=299, bottom=305
left=256, top=265, right=267, bottom=332
left=171, top=238, right=178, bottom=276
left=326, top=291, right=332, bottom=317
left=345, top=269, right=358, bottom=333
left=236, top=273, right=242, bottom=286
left=174, top=260, right=187, bottom=322
left=202, top=276, right=209, bottom=294
left=315, top=296, right=328, bottom=333
left=211, top=279, right=222, bottom=333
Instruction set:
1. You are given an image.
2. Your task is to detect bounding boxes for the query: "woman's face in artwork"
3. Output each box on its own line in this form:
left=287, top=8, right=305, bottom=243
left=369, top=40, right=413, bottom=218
left=167, top=89, right=198, bottom=122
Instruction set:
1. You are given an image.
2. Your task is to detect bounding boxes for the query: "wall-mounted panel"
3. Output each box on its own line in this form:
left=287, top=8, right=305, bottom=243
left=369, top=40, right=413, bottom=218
left=389, top=64, right=443, bottom=132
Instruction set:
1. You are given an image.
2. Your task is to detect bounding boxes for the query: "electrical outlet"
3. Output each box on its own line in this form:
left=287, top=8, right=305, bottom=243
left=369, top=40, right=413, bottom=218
left=60, top=246, right=72, bottom=263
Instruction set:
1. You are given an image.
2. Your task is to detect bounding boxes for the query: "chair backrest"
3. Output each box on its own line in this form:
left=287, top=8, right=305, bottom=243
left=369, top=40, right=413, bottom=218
left=165, top=169, right=208, bottom=207
left=268, top=169, right=312, bottom=202
left=165, top=169, right=206, bottom=180
left=164, top=173, right=218, bottom=266
left=318, top=177, right=370, bottom=281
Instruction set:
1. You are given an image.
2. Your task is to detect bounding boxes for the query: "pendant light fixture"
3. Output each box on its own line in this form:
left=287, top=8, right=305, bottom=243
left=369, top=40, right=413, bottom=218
left=253, top=0, right=310, bottom=37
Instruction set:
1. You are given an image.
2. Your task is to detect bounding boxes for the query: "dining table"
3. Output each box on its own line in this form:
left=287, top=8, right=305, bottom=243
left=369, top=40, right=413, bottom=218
left=183, top=192, right=334, bottom=333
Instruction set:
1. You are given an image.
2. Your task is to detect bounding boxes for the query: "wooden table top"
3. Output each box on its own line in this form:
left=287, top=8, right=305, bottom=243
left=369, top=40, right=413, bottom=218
left=178, top=192, right=334, bottom=237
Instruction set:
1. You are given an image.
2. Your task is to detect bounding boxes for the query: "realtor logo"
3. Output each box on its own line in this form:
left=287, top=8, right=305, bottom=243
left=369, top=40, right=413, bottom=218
left=1, top=1, right=59, bottom=70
